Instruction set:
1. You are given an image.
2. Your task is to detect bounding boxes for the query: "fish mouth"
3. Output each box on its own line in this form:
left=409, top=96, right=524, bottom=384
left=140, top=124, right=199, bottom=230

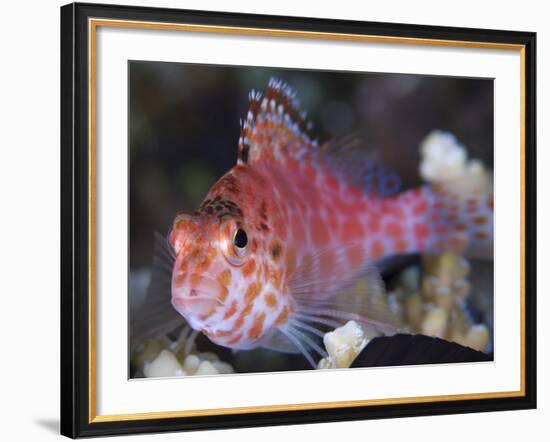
left=171, top=275, right=224, bottom=319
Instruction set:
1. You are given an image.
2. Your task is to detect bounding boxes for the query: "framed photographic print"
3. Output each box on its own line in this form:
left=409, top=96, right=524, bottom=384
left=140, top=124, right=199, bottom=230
left=60, top=2, right=537, bottom=438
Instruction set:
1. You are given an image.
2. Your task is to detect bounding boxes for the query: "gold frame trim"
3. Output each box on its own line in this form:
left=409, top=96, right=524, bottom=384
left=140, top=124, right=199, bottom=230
left=88, top=18, right=527, bottom=424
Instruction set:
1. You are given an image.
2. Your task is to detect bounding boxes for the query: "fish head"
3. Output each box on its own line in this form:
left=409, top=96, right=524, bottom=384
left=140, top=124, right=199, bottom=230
left=168, top=197, right=289, bottom=349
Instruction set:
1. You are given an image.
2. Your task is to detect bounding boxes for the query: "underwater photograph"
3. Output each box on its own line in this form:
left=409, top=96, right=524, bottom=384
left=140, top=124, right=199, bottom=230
left=129, top=62, right=494, bottom=378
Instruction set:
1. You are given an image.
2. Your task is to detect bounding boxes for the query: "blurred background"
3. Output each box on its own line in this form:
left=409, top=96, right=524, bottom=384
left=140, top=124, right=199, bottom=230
left=129, top=61, right=494, bottom=375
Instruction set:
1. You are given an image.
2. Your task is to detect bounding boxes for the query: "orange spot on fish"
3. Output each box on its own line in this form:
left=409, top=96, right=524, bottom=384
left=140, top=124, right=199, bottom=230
left=385, top=221, right=402, bottom=238
left=180, top=260, right=188, bottom=273
left=412, top=200, right=428, bottom=216
left=264, top=292, right=278, bottom=309
left=250, top=238, right=258, bottom=254
left=241, top=302, right=254, bottom=318
left=248, top=312, right=266, bottom=339
left=448, top=234, right=468, bottom=251
left=242, top=259, right=256, bottom=278
left=473, top=215, right=488, bottom=225
left=196, top=257, right=212, bottom=273
left=475, top=231, right=489, bottom=240
left=285, top=248, right=297, bottom=276
left=368, top=217, right=381, bottom=234
left=275, top=307, right=289, bottom=326
left=244, top=282, right=262, bottom=305
left=394, top=238, right=408, bottom=253
left=189, top=247, right=201, bottom=260
left=342, top=219, right=364, bottom=241
left=414, top=223, right=429, bottom=240
left=223, top=300, right=238, bottom=319
left=175, top=219, right=192, bottom=230
left=217, top=269, right=232, bottom=287
left=218, top=285, right=229, bottom=302
left=190, top=274, right=202, bottom=287
left=174, top=273, right=186, bottom=287
left=231, top=316, right=245, bottom=333
left=270, top=269, right=282, bottom=290
left=227, top=333, right=242, bottom=345
left=260, top=262, right=269, bottom=282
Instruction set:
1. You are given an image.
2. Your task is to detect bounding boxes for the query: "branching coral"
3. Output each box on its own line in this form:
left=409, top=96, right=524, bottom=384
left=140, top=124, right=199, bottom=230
left=132, top=333, right=235, bottom=378
left=388, top=251, right=490, bottom=353
left=317, top=321, right=372, bottom=369
left=419, top=129, right=492, bottom=197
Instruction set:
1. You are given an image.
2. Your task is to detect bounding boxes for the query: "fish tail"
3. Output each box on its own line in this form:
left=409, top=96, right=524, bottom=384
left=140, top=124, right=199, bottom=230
left=401, top=178, right=493, bottom=259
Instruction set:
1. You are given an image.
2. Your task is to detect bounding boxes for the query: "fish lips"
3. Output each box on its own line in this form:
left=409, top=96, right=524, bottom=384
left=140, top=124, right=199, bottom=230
left=171, top=275, right=223, bottom=321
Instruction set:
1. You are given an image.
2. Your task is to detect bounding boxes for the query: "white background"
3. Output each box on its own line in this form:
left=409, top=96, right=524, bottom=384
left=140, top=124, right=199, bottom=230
left=0, top=0, right=547, bottom=440
left=96, top=25, right=520, bottom=415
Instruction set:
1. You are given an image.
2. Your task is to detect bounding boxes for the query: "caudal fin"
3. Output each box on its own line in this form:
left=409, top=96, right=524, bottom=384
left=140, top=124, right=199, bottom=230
left=416, top=179, right=493, bottom=259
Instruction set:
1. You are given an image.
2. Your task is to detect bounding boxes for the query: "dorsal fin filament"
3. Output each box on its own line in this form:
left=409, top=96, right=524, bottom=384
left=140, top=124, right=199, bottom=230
left=236, top=78, right=401, bottom=199
left=237, top=78, right=317, bottom=165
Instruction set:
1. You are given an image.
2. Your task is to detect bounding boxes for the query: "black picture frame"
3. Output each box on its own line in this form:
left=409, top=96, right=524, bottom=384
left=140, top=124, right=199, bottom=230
left=61, top=2, right=537, bottom=438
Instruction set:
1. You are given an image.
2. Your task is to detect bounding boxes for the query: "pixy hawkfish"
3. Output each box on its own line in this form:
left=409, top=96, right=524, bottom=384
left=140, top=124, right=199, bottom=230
left=137, top=78, right=493, bottom=367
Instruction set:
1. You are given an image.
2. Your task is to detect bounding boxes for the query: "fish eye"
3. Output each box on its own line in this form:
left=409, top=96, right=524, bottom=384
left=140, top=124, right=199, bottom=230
left=219, top=220, right=249, bottom=266
left=233, top=228, right=248, bottom=249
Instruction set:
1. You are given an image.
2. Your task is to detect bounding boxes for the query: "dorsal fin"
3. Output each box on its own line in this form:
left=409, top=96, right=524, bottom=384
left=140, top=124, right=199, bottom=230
left=237, top=78, right=318, bottom=165
left=319, top=138, right=402, bottom=197
left=238, top=78, right=401, bottom=197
